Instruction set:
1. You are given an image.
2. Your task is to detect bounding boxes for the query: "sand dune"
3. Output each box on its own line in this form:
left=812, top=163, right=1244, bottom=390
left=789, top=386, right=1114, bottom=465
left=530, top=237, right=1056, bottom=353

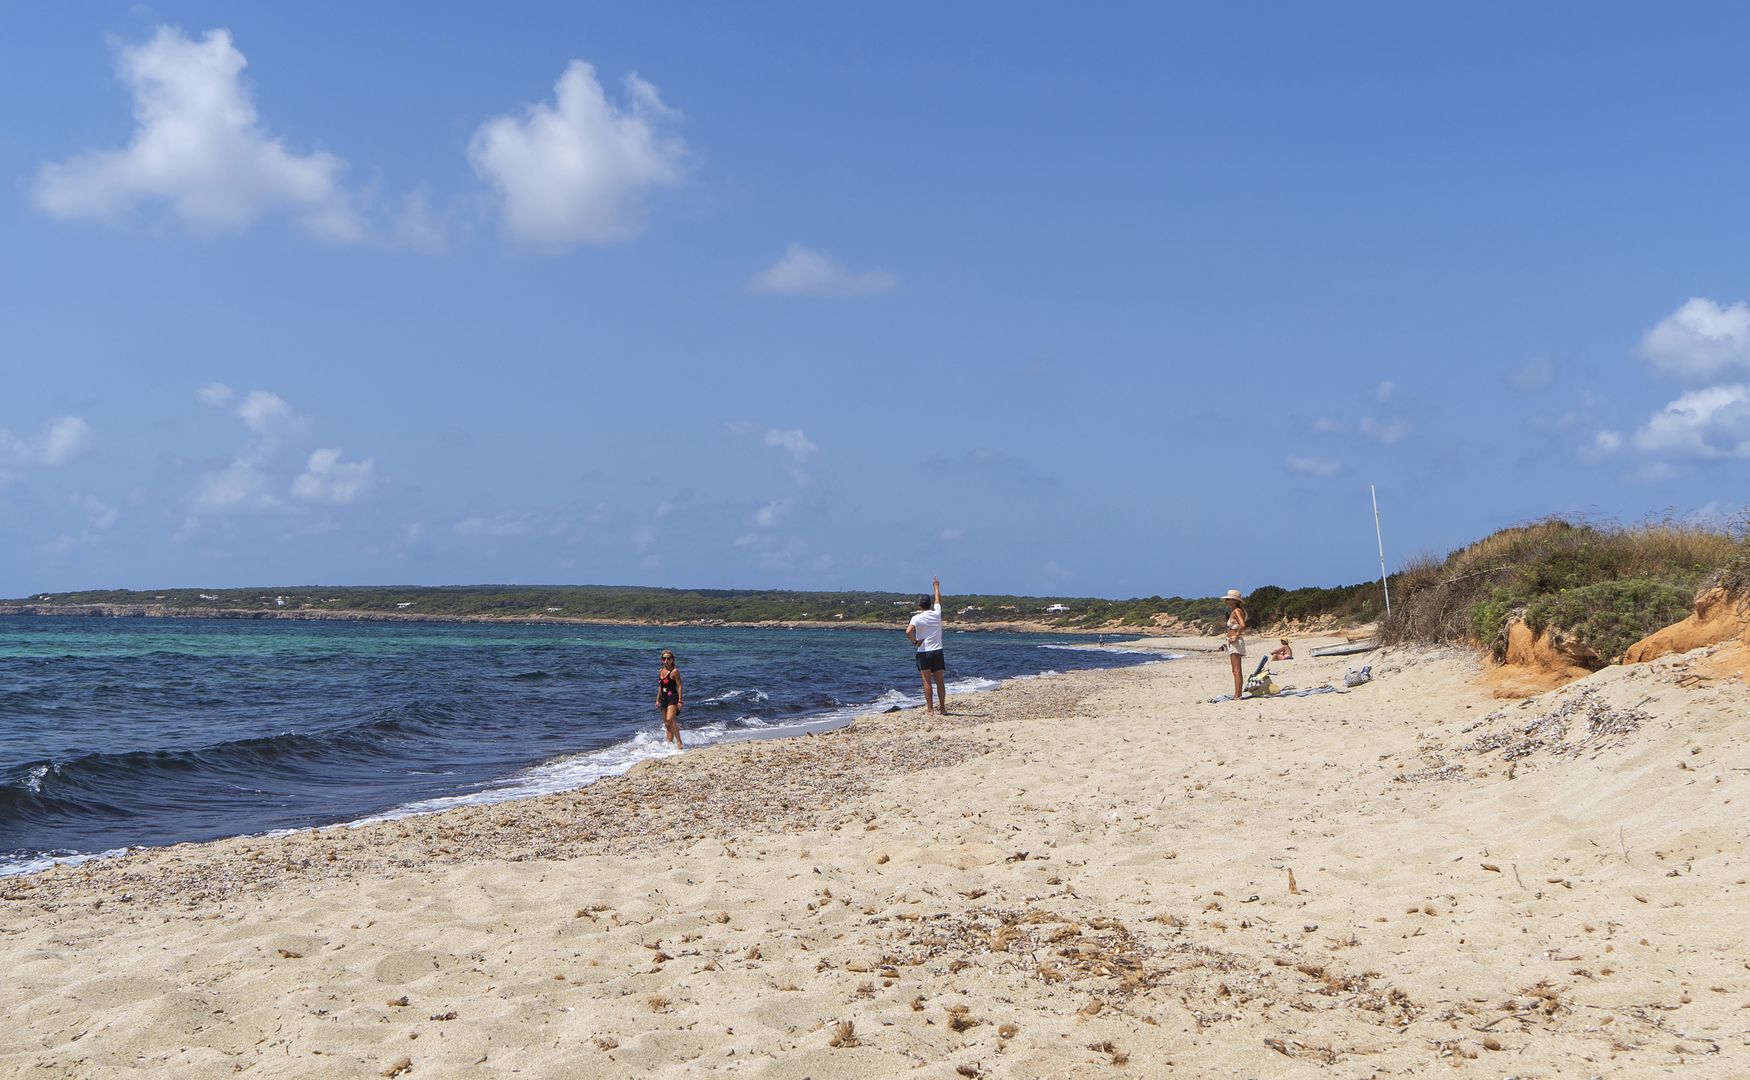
left=2, top=639, right=1745, bottom=1077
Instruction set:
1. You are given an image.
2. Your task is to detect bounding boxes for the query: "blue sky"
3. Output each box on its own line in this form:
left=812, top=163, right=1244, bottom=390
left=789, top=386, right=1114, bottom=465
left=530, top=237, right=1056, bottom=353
left=4, top=4, right=1749, bottom=600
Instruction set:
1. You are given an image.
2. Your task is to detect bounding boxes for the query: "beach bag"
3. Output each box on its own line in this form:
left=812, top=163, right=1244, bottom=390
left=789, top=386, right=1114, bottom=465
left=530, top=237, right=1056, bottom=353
left=1244, top=672, right=1280, bottom=697
left=1344, top=665, right=1372, bottom=688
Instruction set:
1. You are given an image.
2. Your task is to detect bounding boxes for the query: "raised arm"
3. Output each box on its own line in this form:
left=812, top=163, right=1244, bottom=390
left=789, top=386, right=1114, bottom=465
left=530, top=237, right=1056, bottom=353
left=932, top=576, right=941, bottom=610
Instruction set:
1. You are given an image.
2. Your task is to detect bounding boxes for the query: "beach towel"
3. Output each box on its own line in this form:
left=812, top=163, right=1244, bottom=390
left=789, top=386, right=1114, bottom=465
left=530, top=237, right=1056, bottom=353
left=1209, top=684, right=1346, bottom=703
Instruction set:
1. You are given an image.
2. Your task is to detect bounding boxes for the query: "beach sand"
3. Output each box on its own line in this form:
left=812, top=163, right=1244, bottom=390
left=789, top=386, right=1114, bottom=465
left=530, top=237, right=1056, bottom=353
left=2, top=639, right=1746, bottom=1077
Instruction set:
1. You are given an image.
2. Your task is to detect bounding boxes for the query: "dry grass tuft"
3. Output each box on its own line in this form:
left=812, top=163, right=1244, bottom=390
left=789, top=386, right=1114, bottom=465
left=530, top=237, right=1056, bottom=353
left=946, top=1004, right=981, bottom=1032
left=828, top=1019, right=860, bottom=1048
left=645, top=995, right=670, bottom=1012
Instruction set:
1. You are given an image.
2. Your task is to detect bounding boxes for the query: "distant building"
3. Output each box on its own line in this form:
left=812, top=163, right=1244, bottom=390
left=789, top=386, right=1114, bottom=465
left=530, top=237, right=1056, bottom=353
left=199, top=594, right=218, bottom=601
left=396, top=602, right=414, bottom=609
left=274, top=596, right=287, bottom=607
left=1044, top=604, right=1070, bottom=614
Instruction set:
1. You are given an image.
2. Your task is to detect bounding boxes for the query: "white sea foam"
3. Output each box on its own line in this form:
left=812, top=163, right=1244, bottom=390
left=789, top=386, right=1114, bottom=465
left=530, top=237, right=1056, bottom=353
left=699, top=688, right=770, bottom=705
left=0, top=847, right=130, bottom=878
left=23, top=763, right=50, bottom=794
left=1038, top=643, right=1183, bottom=659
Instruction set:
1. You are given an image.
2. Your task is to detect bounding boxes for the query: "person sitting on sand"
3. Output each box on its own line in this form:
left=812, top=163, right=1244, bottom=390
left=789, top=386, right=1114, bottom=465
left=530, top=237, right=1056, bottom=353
left=657, top=650, right=684, bottom=748
left=1222, top=589, right=1247, bottom=698
left=906, top=577, right=948, bottom=714
left=1270, top=638, right=1293, bottom=661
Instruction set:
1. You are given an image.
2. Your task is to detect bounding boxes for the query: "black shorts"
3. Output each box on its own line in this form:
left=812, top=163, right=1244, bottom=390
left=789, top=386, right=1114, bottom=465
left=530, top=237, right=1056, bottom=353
left=916, top=649, right=945, bottom=672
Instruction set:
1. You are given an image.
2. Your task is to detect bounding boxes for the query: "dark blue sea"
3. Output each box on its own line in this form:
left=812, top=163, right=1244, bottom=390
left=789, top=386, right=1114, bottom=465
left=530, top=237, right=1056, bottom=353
left=0, top=616, right=1175, bottom=875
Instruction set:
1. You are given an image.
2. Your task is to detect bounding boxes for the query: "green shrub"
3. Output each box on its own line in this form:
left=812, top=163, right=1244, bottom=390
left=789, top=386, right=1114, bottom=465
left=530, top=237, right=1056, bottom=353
left=1523, top=578, right=1695, bottom=663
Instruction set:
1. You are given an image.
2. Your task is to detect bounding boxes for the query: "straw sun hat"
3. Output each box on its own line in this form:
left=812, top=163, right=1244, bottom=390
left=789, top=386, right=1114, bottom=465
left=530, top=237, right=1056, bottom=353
left=1223, top=589, right=1244, bottom=601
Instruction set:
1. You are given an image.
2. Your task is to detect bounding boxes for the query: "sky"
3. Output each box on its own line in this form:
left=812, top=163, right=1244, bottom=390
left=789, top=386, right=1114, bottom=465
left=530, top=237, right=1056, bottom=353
left=3, top=3, right=1749, bottom=601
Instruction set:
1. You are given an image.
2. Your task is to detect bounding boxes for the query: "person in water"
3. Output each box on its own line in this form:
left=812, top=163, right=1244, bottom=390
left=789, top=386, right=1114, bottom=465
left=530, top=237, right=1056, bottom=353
left=657, top=650, right=684, bottom=748
left=1222, top=589, right=1248, bottom=698
left=906, top=576, right=948, bottom=714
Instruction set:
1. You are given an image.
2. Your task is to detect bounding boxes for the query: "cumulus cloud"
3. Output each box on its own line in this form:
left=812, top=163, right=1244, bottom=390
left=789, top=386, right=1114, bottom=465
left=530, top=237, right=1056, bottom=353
left=763, top=428, right=817, bottom=460
left=1374, top=381, right=1396, bottom=403
left=468, top=61, right=685, bottom=249
left=749, top=244, right=897, bottom=297
left=235, top=390, right=299, bottom=438
left=191, top=456, right=276, bottom=512
left=752, top=500, right=786, bottom=528
left=292, top=448, right=375, bottom=504
left=189, top=388, right=371, bottom=515
left=1310, top=417, right=1346, bottom=435
left=33, top=28, right=359, bottom=241
left=38, top=417, right=93, bottom=466
left=1631, top=384, right=1750, bottom=460
left=1639, top=298, right=1750, bottom=381
left=0, top=416, right=93, bottom=473
left=1286, top=455, right=1341, bottom=477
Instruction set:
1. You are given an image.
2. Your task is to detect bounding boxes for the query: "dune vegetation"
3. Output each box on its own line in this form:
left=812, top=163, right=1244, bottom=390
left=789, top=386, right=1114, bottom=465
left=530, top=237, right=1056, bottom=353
left=1380, top=515, right=1748, bottom=665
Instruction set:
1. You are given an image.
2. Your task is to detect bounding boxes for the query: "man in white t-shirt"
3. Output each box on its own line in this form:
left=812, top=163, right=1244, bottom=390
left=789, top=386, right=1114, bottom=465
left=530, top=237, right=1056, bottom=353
left=906, top=576, right=947, bottom=714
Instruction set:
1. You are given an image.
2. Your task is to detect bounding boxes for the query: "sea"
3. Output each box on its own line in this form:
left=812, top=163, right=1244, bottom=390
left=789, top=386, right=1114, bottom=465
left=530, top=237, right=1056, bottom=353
left=0, top=616, right=1175, bottom=876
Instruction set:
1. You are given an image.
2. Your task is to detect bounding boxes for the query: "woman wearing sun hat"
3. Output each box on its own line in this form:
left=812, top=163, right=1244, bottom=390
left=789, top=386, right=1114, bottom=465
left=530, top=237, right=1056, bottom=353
left=1222, top=589, right=1247, bottom=698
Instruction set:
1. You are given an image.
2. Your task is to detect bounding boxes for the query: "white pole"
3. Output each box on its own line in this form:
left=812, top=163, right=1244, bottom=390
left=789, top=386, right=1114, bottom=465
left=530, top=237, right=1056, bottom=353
left=1371, top=484, right=1392, bottom=618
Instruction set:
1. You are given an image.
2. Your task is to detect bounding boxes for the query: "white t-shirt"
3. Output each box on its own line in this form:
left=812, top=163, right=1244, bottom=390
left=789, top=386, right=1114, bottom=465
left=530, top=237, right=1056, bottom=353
left=908, top=605, right=943, bottom=652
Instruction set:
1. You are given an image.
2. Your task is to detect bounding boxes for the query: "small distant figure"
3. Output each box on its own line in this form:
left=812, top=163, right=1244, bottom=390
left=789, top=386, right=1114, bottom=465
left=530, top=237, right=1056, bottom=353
left=907, top=576, right=947, bottom=714
left=657, top=649, right=683, bottom=748
left=1270, top=638, right=1294, bottom=661
left=1222, top=589, right=1247, bottom=698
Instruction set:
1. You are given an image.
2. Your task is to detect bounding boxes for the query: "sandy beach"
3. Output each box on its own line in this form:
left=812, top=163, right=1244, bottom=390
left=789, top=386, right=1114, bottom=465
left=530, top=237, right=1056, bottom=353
left=2, top=638, right=1745, bottom=1078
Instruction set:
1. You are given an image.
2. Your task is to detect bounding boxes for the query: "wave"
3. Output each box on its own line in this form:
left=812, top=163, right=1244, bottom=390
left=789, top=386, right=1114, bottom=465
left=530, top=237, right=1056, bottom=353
left=698, top=688, right=770, bottom=706
left=1038, top=643, right=1183, bottom=659
left=0, top=701, right=464, bottom=826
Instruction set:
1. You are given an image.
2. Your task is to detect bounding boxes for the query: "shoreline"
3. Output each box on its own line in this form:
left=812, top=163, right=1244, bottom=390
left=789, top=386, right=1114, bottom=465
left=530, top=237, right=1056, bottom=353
left=3, top=638, right=1743, bottom=1076
left=0, top=646, right=1173, bottom=882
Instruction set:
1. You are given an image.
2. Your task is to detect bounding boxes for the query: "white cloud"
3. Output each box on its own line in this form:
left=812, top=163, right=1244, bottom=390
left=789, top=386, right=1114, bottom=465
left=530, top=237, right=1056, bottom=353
left=631, top=525, right=656, bottom=553
left=763, top=428, right=817, bottom=460
left=33, top=28, right=359, bottom=241
left=1631, top=384, right=1750, bottom=460
left=456, top=515, right=532, bottom=538
left=749, top=244, right=897, bottom=297
left=292, top=447, right=375, bottom=504
left=1286, top=455, right=1340, bottom=477
left=39, top=417, right=92, bottom=466
left=752, top=500, right=786, bottom=528
left=1358, top=416, right=1410, bottom=444
left=0, top=416, right=93, bottom=471
left=940, top=528, right=964, bottom=542
left=468, top=61, right=685, bottom=249
left=1375, top=381, right=1396, bottom=403
left=1310, top=417, right=1346, bottom=435
left=1640, top=298, right=1750, bottom=381
left=191, top=456, right=276, bottom=512
left=235, top=390, right=297, bottom=437
left=1591, top=430, right=1623, bottom=455
left=197, top=382, right=235, bottom=407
